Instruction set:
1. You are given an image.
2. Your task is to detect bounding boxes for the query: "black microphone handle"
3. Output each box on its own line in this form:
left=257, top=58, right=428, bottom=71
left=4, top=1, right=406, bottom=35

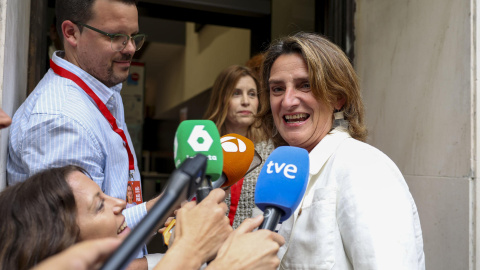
left=195, top=176, right=213, bottom=202
left=101, top=155, right=207, bottom=270
left=259, top=207, right=283, bottom=231
left=101, top=171, right=191, bottom=270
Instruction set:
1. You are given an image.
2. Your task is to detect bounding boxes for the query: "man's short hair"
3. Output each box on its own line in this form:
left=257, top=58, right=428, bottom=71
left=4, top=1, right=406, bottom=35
left=55, top=0, right=138, bottom=42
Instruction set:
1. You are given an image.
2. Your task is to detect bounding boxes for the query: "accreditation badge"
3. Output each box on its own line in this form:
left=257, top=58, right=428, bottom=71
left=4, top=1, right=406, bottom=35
left=126, top=180, right=143, bottom=208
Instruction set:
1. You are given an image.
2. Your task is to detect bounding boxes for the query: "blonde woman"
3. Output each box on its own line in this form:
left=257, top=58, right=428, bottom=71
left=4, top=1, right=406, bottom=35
left=204, top=65, right=273, bottom=228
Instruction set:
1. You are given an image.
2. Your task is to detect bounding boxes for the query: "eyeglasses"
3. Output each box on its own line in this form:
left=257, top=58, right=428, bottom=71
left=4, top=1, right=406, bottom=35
left=74, top=22, right=146, bottom=52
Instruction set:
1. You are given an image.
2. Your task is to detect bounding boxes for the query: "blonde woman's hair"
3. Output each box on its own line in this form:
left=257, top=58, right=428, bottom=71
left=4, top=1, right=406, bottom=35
left=204, top=65, right=269, bottom=143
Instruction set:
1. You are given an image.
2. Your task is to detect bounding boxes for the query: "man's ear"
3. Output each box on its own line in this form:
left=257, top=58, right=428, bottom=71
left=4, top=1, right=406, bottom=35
left=61, top=20, right=79, bottom=48
left=334, top=96, right=346, bottom=110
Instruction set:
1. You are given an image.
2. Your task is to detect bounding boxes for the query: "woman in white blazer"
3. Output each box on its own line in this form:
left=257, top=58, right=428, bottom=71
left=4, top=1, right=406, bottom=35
left=257, top=32, right=425, bottom=270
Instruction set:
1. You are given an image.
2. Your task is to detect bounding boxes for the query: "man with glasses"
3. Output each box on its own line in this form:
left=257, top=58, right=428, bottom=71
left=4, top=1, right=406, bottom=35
left=7, top=0, right=157, bottom=268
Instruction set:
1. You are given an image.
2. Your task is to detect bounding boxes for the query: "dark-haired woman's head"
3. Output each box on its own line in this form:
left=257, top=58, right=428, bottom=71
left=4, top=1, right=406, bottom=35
left=0, top=166, right=81, bottom=270
left=0, top=165, right=129, bottom=270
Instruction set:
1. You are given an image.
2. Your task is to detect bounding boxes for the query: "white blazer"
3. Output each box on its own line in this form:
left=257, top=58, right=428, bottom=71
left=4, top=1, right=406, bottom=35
left=277, top=129, right=425, bottom=270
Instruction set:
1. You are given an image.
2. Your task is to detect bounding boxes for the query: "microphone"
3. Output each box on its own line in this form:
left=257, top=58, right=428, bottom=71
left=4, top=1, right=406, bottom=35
left=254, top=146, right=309, bottom=231
left=212, top=133, right=257, bottom=189
left=162, top=133, right=257, bottom=247
left=101, top=154, right=208, bottom=270
left=174, top=120, right=223, bottom=202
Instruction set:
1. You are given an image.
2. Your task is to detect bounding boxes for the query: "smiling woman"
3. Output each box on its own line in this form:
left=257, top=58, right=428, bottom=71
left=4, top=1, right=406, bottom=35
left=67, top=170, right=131, bottom=241
left=0, top=165, right=147, bottom=270
left=257, top=32, right=425, bottom=269
left=268, top=53, right=335, bottom=152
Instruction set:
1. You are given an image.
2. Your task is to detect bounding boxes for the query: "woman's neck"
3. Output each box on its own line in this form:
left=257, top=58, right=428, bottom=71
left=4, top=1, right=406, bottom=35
left=224, top=124, right=248, bottom=138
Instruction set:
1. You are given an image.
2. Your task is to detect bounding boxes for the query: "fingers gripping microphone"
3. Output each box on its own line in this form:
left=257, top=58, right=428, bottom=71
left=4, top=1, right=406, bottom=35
left=211, top=133, right=256, bottom=189
left=163, top=133, right=255, bottom=246
left=174, top=120, right=223, bottom=202
left=101, top=154, right=208, bottom=270
left=254, top=146, right=309, bottom=231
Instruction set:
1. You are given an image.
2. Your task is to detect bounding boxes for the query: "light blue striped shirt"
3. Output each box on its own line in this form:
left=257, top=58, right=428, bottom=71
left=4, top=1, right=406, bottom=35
left=8, top=51, right=148, bottom=248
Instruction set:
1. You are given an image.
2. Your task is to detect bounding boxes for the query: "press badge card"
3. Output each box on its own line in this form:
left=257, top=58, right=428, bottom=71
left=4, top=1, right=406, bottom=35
left=126, top=180, right=143, bottom=208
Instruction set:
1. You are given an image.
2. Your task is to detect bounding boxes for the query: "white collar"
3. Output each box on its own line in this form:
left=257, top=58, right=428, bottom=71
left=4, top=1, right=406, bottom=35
left=309, top=128, right=351, bottom=175
left=51, top=51, right=122, bottom=104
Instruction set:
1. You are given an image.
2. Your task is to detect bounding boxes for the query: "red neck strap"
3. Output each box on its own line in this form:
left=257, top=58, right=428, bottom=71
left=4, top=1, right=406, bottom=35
left=50, top=59, right=135, bottom=171
left=228, top=177, right=245, bottom=226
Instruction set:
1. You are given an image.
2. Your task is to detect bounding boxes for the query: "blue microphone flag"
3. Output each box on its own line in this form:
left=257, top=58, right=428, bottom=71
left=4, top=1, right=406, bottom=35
left=255, top=146, right=309, bottom=222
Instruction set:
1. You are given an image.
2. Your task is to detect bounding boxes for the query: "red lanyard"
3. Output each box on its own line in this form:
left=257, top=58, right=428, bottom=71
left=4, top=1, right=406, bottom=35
left=228, top=177, right=244, bottom=226
left=50, top=59, right=135, bottom=173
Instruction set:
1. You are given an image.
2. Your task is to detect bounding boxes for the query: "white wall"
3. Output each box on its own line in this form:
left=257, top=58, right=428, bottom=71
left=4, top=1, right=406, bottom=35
left=355, top=0, right=472, bottom=269
left=0, top=0, right=30, bottom=190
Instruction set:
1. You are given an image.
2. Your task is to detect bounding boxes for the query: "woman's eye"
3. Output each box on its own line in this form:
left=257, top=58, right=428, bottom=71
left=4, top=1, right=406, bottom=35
left=233, top=90, right=241, bottom=96
left=97, top=199, right=105, bottom=212
left=270, top=87, right=284, bottom=94
left=301, top=82, right=310, bottom=89
left=248, top=91, right=257, bottom=97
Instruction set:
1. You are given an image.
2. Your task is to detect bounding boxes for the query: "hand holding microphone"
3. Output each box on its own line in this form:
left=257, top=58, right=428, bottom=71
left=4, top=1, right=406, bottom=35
left=174, top=189, right=232, bottom=261
left=206, top=215, right=285, bottom=270
left=164, top=130, right=258, bottom=246
left=153, top=189, right=232, bottom=270
left=163, top=120, right=228, bottom=247
left=155, top=145, right=302, bottom=270
left=101, top=154, right=209, bottom=270
left=205, top=146, right=307, bottom=270
left=255, top=146, right=309, bottom=231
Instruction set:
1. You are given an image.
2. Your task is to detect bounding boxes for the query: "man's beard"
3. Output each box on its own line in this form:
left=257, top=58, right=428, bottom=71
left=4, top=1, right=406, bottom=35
left=104, top=54, right=132, bottom=87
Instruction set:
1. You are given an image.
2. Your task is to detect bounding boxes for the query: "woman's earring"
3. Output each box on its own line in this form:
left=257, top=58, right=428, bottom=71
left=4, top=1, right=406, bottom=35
left=332, top=109, right=349, bottom=129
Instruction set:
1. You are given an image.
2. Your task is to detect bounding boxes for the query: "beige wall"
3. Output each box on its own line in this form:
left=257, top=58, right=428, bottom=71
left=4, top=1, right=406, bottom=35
left=183, top=23, right=250, bottom=101
left=0, top=0, right=30, bottom=190
left=148, top=22, right=251, bottom=117
left=147, top=0, right=318, bottom=117
left=355, top=0, right=472, bottom=269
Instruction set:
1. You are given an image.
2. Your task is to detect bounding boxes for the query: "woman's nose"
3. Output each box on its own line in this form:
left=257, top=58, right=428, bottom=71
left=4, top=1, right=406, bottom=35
left=282, top=87, right=300, bottom=108
left=241, top=93, right=250, bottom=106
left=111, top=197, right=126, bottom=214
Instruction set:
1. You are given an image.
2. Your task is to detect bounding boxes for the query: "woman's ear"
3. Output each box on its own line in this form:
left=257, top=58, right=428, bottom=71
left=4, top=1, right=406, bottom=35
left=334, top=96, right=346, bottom=110
left=61, top=20, right=79, bottom=48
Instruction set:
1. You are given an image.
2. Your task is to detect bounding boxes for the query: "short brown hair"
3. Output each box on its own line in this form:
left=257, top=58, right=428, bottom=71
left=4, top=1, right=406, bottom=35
left=55, top=0, right=138, bottom=42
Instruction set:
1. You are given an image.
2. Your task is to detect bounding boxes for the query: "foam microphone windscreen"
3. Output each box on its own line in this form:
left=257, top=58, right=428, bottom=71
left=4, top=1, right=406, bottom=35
left=220, top=133, right=255, bottom=187
left=255, top=146, right=309, bottom=222
left=174, top=120, right=223, bottom=182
